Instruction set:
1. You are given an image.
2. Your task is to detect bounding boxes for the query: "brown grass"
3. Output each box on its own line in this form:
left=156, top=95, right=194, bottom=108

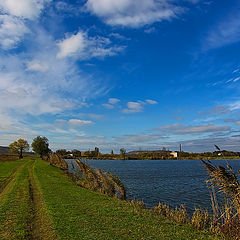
left=191, top=208, right=211, bottom=230
left=153, top=202, right=189, bottom=224
left=74, top=160, right=126, bottom=199
left=202, top=160, right=240, bottom=238
left=48, top=153, right=68, bottom=170
left=0, top=154, right=19, bottom=162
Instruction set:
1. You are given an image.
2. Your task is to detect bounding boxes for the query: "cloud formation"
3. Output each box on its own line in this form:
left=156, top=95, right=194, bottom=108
left=85, top=0, right=182, bottom=28
left=122, top=101, right=143, bottom=113
left=204, top=8, right=240, bottom=49
left=0, top=15, right=29, bottom=49
left=102, top=98, right=121, bottom=109
left=156, top=123, right=230, bottom=134
left=122, top=99, right=158, bottom=113
left=0, top=0, right=50, bottom=19
left=0, top=0, right=50, bottom=49
left=57, top=31, right=124, bottom=59
left=69, top=119, right=93, bottom=127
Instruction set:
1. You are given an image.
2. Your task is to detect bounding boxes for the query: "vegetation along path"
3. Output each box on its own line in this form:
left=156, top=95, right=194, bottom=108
left=0, top=157, right=57, bottom=239
left=0, top=159, right=28, bottom=202
left=0, top=157, right=226, bottom=239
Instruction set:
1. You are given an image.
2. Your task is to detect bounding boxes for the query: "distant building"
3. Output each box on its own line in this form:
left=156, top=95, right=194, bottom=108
left=170, top=152, right=179, bottom=158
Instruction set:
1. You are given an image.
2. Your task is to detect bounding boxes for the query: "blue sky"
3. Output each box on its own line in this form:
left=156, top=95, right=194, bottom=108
left=1, top=0, right=240, bottom=153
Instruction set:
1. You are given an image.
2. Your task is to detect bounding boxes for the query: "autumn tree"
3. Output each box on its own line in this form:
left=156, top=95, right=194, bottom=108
left=31, top=136, right=51, bottom=159
left=120, top=148, right=126, bottom=159
left=56, top=149, right=68, bottom=156
left=9, top=138, right=29, bottom=159
left=72, top=149, right=81, bottom=157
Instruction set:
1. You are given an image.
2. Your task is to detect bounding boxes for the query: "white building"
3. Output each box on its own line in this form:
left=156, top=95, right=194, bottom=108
left=170, top=152, right=179, bottom=158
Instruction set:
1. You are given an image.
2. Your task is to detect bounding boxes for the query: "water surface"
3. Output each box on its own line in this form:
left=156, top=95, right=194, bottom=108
left=67, top=159, right=240, bottom=212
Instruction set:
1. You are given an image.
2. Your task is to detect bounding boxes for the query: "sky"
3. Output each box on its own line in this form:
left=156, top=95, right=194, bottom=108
left=1, top=0, right=240, bottom=153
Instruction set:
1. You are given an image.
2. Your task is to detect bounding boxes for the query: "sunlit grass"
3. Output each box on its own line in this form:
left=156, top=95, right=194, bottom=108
left=34, top=159, right=223, bottom=240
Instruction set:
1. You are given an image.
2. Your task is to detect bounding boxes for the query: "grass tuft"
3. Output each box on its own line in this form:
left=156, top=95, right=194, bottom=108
left=74, top=160, right=126, bottom=199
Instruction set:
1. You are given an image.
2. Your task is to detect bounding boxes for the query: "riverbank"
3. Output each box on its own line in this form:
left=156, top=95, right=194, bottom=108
left=66, top=156, right=240, bottom=160
left=0, top=157, right=225, bottom=239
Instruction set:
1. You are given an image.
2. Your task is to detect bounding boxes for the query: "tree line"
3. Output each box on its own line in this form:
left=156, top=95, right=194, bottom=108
left=9, top=136, right=50, bottom=159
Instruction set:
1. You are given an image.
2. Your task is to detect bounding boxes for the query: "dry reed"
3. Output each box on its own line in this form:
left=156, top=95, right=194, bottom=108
left=202, top=160, right=240, bottom=238
left=74, top=160, right=126, bottom=199
left=153, top=202, right=189, bottom=224
left=49, top=153, right=68, bottom=170
left=191, top=208, right=210, bottom=230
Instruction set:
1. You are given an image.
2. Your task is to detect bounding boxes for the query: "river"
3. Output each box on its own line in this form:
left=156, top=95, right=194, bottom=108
left=67, top=159, right=240, bottom=213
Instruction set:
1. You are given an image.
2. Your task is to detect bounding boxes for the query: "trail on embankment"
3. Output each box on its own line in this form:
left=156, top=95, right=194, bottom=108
left=0, top=158, right=58, bottom=240
left=29, top=162, right=58, bottom=240
left=0, top=157, right=226, bottom=240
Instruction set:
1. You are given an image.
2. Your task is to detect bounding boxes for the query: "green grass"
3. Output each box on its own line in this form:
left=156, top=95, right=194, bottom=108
left=0, top=159, right=33, bottom=239
left=0, top=159, right=26, bottom=187
left=34, top=158, right=224, bottom=240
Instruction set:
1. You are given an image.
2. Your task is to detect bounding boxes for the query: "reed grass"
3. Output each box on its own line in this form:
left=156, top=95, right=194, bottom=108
left=191, top=208, right=211, bottom=230
left=202, top=160, right=240, bottom=239
left=153, top=202, right=189, bottom=224
left=74, top=160, right=126, bottom=199
left=48, top=153, right=68, bottom=170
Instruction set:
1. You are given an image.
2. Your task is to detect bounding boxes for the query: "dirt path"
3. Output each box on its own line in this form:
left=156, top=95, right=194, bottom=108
left=0, top=161, right=29, bottom=204
left=28, top=161, right=58, bottom=240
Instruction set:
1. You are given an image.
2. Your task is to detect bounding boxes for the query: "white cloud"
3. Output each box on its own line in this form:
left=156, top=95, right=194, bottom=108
left=85, top=0, right=183, bottom=28
left=108, top=98, right=120, bottom=104
left=0, top=0, right=51, bottom=50
left=102, top=98, right=121, bottom=109
left=229, top=101, right=240, bottom=111
left=69, top=119, right=93, bottom=127
left=0, top=15, right=29, bottom=49
left=57, top=32, right=85, bottom=58
left=122, top=99, right=157, bottom=113
left=0, top=28, right=108, bottom=120
left=26, top=60, right=48, bottom=72
left=145, top=99, right=158, bottom=104
left=156, top=123, right=230, bottom=134
left=0, top=0, right=50, bottom=20
left=102, top=103, right=114, bottom=109
left=57, top=31, right=124, bottom=59
left=204, top=9, right=240, bottom=50
left=122, top=101, right=144, bottom=113
left=233, top=77, right=240, bottom=82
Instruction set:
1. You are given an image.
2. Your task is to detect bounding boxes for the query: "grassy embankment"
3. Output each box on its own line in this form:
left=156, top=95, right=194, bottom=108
left=0, top=157, right=225, bottom=239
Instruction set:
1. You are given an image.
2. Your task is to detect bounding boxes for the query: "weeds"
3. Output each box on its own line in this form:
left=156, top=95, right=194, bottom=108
left=153, top=202, right=189, bottom=224
left=129, top=200, right=146, bottom=213
left=202, top=160, right=240, bottom=238
left=48, top=153, right=68, bottom=170
left=191, top=208, right=211, bottom=230
left=74, top=160, right=126, bottom=199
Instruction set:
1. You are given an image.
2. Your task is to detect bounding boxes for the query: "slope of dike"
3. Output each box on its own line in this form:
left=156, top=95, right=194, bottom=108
left=0, top=157, right=225, bottom=239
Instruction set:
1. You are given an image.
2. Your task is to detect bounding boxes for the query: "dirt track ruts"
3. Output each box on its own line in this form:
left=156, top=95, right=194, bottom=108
left=28, top=161, right=58, bottom=240
left=0, top=161, right=29, bottom=203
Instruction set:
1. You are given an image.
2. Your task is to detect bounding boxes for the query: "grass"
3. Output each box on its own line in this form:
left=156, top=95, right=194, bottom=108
left=33, top=158, right=224, bottom=240
left=202, top=160, right=240, bottom=238
left=0, top=157, right=228, bottom=239
left=0, top=159, right=26, bottom=190
left=0, top=159, right=33, bottom=239
left=0, top=154, right=19, bottom=162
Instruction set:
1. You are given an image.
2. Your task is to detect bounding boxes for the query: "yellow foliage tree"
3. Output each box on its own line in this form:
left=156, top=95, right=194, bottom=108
left=9, top=138, right=29, bottom=159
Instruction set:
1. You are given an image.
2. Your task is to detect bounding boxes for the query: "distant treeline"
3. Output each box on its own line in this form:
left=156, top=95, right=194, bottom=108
left=55, top=148, right=240, bottom=160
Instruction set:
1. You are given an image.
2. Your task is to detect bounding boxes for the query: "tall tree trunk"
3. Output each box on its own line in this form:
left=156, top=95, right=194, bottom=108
left=19, top=148, right=23, bottom=159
